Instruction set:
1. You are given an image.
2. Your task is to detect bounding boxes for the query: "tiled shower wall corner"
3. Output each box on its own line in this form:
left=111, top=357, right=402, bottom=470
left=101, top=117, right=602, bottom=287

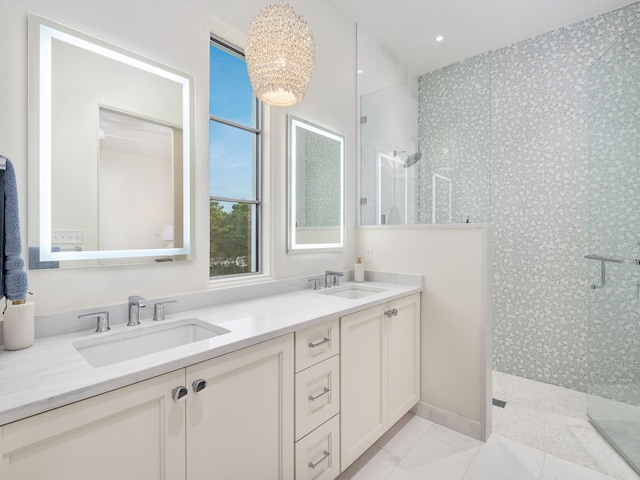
left=417, top=3, right=640, bottom=391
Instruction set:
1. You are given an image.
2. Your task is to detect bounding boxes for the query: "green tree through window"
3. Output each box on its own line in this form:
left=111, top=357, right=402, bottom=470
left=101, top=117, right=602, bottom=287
left=209, top=36, right=261, bottom=277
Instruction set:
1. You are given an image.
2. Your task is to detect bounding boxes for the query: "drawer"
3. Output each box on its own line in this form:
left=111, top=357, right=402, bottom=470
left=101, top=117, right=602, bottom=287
left=295, top=355, right=340, bottom=440
left=295, top=414, right=340, bottom=480
left=295, top=319, right=339, bottom=372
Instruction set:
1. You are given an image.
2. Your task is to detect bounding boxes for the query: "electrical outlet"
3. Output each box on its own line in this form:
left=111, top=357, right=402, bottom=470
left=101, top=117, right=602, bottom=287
left=365, top=247, right=373, bottom=263
left=52, top=229, right=83, bottom=244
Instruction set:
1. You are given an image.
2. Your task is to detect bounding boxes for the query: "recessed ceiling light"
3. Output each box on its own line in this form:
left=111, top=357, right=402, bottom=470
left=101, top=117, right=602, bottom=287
left=436, top=35, right=444, bottom=42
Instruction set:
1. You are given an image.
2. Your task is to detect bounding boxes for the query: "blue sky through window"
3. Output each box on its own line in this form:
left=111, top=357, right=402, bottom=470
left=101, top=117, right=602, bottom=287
left=209, top=43, right=257, bottom=207
left=209, top=44, right=254, bottom=126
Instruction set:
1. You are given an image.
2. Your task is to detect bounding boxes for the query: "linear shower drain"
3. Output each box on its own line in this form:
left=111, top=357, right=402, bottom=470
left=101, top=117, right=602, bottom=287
left=492, top=398, right=507, bottom=408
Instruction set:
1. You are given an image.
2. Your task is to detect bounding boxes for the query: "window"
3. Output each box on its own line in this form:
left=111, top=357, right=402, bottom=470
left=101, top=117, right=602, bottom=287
left=209, top=36, right=262, bottom=278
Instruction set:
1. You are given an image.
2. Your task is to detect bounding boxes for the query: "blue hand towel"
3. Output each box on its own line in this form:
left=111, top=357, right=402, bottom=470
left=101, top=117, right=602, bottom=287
left=1, top=156, right=29, bottom=301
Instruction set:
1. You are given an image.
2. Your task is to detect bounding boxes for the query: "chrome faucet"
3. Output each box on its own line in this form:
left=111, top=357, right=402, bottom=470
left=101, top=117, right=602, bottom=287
left=127, top=295, right=147, bottom=326
left=324, top=270, right=344, bottom=288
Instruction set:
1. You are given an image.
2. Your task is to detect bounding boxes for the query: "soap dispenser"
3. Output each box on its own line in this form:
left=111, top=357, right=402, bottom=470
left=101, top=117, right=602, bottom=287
left=354, top=257, right=365, bottom=283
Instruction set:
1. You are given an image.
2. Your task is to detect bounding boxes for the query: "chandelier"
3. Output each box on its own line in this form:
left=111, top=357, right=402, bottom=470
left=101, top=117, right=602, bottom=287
left=245, top=3, right=315, bottom=107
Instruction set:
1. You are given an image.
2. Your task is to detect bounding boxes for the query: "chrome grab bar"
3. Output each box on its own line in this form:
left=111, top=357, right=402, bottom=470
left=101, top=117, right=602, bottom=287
left=584, top=254, right=640, bottom=290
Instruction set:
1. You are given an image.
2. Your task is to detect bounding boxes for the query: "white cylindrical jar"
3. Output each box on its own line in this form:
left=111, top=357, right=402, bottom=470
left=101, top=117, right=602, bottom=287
left=3, top=301, right=35, bottom=350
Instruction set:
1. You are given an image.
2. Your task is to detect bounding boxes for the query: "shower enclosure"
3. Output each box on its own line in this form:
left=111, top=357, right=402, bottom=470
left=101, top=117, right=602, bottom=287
left=359, top=54, right=491, bottom=226
left=586, top=19, right=640, bottom=474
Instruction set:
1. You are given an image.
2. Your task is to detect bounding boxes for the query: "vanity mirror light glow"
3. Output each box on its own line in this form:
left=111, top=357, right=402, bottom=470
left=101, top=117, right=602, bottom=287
left=287, top=115, right=345, bottom=253
left=28, top=14, right=194, bottom=266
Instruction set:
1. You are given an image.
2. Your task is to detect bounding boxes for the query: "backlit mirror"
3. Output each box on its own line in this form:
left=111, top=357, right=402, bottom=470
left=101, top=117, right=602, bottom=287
left=287, top=115, right=344, bottom=253
left=27, top=14, right=193, bottom=268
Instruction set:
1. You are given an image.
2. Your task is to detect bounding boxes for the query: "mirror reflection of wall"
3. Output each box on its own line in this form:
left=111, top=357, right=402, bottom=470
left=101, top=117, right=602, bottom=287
left=97, top=109, right=182, bottom=265
left=288, top=116, right=345, bottom=252
left=295, top=128, right=341, bottom=231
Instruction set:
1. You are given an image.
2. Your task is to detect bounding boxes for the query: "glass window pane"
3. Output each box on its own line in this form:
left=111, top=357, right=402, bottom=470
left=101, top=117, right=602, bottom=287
left=210, top=201, right=257, bottom=277
left=209, top=120, right=257, bottom=200
left=210, top=43, right=255, bottom=128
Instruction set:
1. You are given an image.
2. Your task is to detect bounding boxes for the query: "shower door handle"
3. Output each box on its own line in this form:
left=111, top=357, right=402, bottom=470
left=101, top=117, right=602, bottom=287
left=584, top=254, right=640, bottom=265
left=584, top=254, right=640, bottom=290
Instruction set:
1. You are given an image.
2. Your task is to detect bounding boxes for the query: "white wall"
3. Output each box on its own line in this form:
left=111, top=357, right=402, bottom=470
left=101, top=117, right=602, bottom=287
left=357, top=225, right=491, bottom=439
left=0, top=0, right=356, bottom=314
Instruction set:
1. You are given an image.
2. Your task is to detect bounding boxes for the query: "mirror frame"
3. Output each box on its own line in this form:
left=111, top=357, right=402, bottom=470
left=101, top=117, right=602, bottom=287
left=28, top=14, right=194, bottom=264
left=287, top=115, right=345, bottom=253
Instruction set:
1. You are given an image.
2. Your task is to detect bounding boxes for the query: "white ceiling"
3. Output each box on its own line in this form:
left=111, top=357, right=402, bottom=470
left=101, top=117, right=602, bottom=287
left=327, top=0, right=638, bottom=76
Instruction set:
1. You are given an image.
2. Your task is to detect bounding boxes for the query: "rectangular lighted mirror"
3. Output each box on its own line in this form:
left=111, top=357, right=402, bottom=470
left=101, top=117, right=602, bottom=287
left=287, top=115, right=345, bottom=253
left=28, top=14, right=193, bottom=267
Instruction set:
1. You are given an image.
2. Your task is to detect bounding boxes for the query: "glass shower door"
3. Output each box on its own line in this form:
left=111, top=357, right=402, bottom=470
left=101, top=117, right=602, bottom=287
left=586, top=19, right=640, bottom=474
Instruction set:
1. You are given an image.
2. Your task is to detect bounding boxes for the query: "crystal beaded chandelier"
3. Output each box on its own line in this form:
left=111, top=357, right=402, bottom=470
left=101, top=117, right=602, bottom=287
left=245, top=3, right=315, bottom=107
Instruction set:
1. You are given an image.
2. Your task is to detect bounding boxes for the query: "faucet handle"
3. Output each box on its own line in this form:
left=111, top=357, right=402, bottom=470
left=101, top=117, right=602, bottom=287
left=78, top=311, right=110, bottom=333
left=128, top=295, right=147, bottom=307
left=153, top=300, right=177, bottom=321
left=308, top=278, right=322, bottom=290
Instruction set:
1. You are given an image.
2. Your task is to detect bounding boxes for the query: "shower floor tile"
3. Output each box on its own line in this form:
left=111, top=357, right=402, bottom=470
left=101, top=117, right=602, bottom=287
left=493, top=371, right=640, bottom=480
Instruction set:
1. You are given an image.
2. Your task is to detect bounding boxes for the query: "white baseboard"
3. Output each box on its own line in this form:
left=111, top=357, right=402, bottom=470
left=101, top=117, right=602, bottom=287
left=413, top=401, right=484, bottom=441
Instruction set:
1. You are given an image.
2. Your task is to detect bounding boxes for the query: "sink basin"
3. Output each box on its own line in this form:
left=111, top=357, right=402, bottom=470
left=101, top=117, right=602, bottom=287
left=73, top=318, right=230, bottom=367
left=318, top=285, right=387, bottom=299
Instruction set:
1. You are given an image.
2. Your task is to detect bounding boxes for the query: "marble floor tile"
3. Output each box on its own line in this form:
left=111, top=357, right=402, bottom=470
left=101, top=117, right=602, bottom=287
left=375, top=413, right=435, bottom=458
left=389, top=433, right=475, bottom=480
left=541, top=454, right=617, bottom=480
left=338, top=445, right=400, bottom=480
left=426, top=422, right=484, bottom=454
left=462, top=433, right=545, bottom=480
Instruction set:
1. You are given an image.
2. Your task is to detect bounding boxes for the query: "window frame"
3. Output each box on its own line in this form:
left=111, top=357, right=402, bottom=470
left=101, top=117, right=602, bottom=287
left=209, top=34, right=263, bottom=279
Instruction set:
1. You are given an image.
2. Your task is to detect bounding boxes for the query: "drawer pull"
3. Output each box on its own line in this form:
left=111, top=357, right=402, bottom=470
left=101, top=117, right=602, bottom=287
left=172, top=386, right=188, bottom=403
left=309, top=450, right=330, bottom=469
left=192, top=379, right=208, bottom=394
left=308, top=337, right=330, bottom=348
left=308, top=387, right=330, bottom=401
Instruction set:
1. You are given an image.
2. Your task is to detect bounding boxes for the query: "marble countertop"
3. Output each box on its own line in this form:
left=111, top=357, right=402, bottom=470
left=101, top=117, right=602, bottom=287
left=0, top=280, right=421, bottom=426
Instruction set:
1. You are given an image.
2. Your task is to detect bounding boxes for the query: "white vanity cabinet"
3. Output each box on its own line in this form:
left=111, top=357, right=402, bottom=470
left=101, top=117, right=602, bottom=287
left=340, top=293, right=420, bottom=471
left=186, top=333, right=294, bottom=480
left=294, top=319, right=341, bottom=480
left=0, top=288, right=421, bottom=480
left=0, top=335, right=294, bottom=480
left=0, top=369, right=187, bottom=480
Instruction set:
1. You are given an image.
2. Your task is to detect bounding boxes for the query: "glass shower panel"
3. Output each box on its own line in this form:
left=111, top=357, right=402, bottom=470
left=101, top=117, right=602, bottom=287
left=586, top=19, right=640, bottom=474
left=360, top=78, right=419, bottom=225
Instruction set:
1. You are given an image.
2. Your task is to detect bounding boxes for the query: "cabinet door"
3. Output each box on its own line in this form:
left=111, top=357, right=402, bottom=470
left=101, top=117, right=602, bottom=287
left=340, top=306, right=386, bottom=471
left=386, top=293, right=421, bottom=426
left=0, top=370, right=186, bottom=480
left=186, top=334, right=294, bottom=480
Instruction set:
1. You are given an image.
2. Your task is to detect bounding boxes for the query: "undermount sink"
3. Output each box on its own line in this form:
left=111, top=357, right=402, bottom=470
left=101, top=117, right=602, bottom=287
left=318, top=285, right=387, bottom=299
left=73, top=318, right=230, bottom=367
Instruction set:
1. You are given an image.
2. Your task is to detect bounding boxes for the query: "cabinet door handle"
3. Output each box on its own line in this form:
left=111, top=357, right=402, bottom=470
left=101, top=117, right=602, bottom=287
left=384, top=308, right=398, bottom=318
left=308, top=387, right=330, bottom=401
left=308, top=450, right=330, bottom=469
left=308, top=337, right=330, bottom=348
left=172, top=386, right=188, bottom=402
left=192, top=379, right=208, bottom=394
